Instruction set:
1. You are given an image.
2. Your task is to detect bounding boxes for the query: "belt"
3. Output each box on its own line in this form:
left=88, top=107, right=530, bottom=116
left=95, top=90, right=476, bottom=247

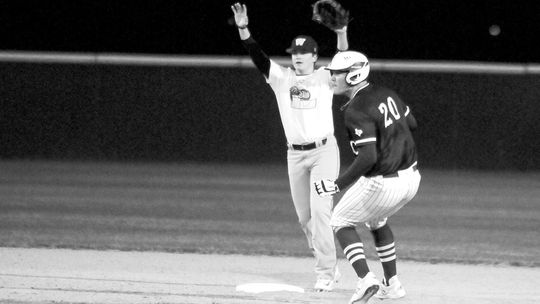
left=288, top=138, right=327, bottom=151
left=382, top=163, right=418, bottom=178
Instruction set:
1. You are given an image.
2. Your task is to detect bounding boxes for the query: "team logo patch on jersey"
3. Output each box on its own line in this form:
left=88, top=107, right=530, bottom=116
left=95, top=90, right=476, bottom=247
left=355, top=128, right=363, bottom=137
left=289, top=86, right=316, bottom=109
left=290, top=86, right=311, bottom=100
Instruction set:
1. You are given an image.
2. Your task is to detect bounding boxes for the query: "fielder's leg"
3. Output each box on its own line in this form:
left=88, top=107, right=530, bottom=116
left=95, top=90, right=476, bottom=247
left=308, top=191, right=339, bottom=291
left=289, top=151, right=337, bottom=291
left=287, top=150, right=314, bottom=252
left=308, top=139, right=340, bottom=286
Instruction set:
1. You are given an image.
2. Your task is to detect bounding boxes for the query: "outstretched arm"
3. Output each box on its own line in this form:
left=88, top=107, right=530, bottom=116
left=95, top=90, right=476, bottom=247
left=231, top=3, right=250, bottom=40
left=335, top=26, right=349, bottom=52
left=231, top=3, right=271, bottom=78
left=312, top=0, right=350, bottom=51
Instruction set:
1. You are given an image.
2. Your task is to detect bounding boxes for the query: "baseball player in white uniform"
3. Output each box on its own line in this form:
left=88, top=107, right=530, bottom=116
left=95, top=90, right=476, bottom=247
left=315, top=51, right=421, bottom=303
left=231, top=3, right=348, bottom=291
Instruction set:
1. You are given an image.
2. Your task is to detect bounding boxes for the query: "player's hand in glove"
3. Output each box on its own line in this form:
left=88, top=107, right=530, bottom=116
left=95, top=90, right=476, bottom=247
left=231, top=3, right=249, bottom=29
left=312, top=0, right=350, bottom=31
left=314, top=179, right=340, bottom=197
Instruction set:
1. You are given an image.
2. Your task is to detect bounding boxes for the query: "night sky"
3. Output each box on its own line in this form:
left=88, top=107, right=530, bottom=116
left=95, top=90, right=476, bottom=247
left=0, top=0, right=538, bottom=63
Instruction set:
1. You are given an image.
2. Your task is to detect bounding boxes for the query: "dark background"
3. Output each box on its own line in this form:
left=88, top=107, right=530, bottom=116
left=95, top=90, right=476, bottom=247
left=0, top=0, right=539, bottom=63
left=1, top=63, right=538, bottom=170
left=0, top=0, right=539, bottom=170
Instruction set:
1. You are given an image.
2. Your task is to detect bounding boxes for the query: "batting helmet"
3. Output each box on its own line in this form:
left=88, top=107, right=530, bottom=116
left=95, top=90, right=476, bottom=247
left=326, top=51, right=370, bottom=86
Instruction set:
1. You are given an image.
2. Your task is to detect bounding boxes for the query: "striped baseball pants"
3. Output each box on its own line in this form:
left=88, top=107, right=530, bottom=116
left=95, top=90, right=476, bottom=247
left=331, top=162, right=421, bottom=230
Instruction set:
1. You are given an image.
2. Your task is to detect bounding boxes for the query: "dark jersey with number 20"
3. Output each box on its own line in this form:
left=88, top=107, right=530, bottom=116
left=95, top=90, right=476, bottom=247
left=343, top=83, right=417, bottom=176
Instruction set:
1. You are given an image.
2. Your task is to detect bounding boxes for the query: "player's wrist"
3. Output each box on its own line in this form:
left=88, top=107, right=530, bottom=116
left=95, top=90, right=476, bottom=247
left=335, top=26, right=347, bottom=33
left=238, top=27, right=251, bottom=40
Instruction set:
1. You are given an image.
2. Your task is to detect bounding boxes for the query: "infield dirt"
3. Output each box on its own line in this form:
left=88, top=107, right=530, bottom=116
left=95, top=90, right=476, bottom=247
left=1, top=247, right=539, bottom=304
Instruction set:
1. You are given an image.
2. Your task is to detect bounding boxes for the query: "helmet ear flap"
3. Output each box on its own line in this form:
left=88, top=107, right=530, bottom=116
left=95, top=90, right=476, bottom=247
left=344, top=62, right=370, bottom=86
left=345, top=71, right=361, bottom=86
left=327, top=51, right=370, bottom=86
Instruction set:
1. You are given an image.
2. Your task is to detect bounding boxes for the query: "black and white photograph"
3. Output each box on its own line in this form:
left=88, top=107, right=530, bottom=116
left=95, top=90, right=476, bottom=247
left=0, top=1, right=539, bottom=303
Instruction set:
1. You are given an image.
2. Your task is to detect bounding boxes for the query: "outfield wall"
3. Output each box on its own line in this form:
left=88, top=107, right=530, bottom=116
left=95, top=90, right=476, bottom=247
left=1, top=53, right=538, bottom=170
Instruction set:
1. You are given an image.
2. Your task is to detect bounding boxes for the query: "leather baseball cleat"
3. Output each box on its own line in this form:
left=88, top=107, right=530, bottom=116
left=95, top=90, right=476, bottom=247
left=349, top=272, right=379, bottom=304
left=374, top=275, right=406, bottom=299
left=314, top=267, right=341, bottom=292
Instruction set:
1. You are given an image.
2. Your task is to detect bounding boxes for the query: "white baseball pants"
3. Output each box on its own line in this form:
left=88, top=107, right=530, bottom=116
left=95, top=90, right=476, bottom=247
left=287, top=135, right=340, bottom=280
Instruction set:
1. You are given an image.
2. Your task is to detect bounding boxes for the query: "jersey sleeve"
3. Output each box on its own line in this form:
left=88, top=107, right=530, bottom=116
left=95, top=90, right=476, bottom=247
left=405, top=105, right=417, bottom=130
left=241, top=37, right=271, bottom=78
left=394, top=93, right=417, bottom=131
left=336, top=104, right=378, bottom=189
left=346, top=109, right=377, bottom=155
left=266, top=60, right=289, bottom=88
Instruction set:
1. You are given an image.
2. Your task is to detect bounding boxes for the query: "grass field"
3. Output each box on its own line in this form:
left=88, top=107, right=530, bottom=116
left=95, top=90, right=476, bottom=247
left=1, top=159, right=539, bottom=267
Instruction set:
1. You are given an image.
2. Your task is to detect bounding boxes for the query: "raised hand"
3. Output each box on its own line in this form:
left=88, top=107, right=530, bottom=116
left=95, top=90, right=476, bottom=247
left=231, top=3, right=249, bottom=29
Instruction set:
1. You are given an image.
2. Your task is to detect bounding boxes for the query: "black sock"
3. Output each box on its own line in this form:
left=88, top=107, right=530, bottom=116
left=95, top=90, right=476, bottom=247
left=371, top=224, right=397, bottom=282
left=336, top=227, right=370, bottom=278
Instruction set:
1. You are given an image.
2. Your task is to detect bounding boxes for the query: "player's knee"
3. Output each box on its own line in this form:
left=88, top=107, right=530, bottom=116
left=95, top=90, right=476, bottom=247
left=365, top=218, right=388, bottom=230
left=370, top=221, right=394, bottom=246
left=331, top=225, right=344, bottom=234
left=330, top=217, right=351, bottom=233
left=298, top=218, right=310, bottom=230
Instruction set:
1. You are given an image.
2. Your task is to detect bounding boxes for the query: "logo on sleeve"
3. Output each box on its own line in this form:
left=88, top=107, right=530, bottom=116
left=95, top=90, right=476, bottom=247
left=355, top=128, right=363, bottom=137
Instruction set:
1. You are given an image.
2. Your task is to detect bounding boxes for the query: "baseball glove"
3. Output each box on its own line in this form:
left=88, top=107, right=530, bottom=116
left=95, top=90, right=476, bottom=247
left=312, top=0, right=350, bottom=31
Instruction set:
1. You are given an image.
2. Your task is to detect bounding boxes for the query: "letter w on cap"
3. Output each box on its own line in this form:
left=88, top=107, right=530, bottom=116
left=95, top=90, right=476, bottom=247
left=295, top=38, right=306, bottom=46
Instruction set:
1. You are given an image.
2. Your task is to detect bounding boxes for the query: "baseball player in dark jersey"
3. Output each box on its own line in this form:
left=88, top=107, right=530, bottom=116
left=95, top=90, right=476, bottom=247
left=314, top=51, right=421, bottom=304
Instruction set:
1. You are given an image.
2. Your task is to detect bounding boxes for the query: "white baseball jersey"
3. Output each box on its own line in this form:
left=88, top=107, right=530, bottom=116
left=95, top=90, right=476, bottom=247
left=266, top=60, right=334, bottom=144
left=265, top=59, right=340, bottom=281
